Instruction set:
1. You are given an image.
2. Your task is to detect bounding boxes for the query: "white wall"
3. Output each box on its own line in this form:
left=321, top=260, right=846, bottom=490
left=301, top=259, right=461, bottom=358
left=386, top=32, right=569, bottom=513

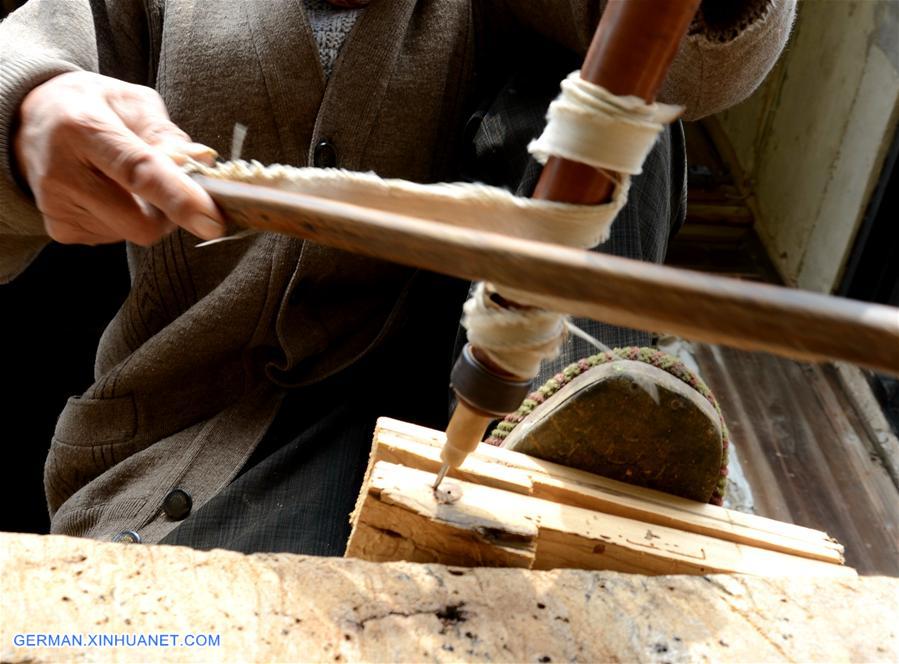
left=716, top=0, right=899, bottom=292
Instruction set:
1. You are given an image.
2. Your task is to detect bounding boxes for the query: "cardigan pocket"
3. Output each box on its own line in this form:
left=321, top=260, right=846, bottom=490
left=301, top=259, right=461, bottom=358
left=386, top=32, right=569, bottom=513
left=52, top=394, right=137, bottom=446
left=45, top=394, right=139, bottom=515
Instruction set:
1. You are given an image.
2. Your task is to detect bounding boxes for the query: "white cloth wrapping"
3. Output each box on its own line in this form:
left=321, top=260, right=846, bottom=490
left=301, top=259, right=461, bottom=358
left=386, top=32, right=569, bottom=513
left=189, top=159, right=628, bottom=250
left=528, top=72, right=682, bottom=175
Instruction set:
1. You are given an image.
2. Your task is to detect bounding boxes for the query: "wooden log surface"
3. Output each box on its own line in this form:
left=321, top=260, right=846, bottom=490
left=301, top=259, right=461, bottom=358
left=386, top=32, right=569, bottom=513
left=197, top=175, right=899, bottom=377
left=2, top=532, right=896, bottom=663
left=345, top=419, right=849, bottom=575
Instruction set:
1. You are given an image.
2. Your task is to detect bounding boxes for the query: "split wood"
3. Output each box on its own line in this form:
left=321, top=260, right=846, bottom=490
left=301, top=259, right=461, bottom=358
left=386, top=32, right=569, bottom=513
left=345, top=418, right=851, bottom=576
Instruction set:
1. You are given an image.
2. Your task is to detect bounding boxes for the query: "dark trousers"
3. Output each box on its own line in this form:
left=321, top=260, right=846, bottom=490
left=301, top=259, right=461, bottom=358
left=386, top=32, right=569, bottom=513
left=161, top=372, right=380, bottom=554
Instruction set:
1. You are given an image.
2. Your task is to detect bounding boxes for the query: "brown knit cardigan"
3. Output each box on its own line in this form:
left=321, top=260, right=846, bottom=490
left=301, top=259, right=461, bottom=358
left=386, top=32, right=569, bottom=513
left=0, top=0, right=795, bottom=542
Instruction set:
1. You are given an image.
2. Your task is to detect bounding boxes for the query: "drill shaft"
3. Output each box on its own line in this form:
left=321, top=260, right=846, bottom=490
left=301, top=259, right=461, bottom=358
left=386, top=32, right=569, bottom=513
left=433, top=403, right=494, bottom=489
left=436, top=0, right=701, bottom=491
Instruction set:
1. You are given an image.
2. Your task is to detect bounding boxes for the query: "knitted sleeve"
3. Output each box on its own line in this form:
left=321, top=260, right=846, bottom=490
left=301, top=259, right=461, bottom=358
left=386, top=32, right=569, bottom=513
left=485, top=0, right=796, bottom=121
left=0, top=0, right=159, bottom=283
left=661, top=0, right=797, bottom=120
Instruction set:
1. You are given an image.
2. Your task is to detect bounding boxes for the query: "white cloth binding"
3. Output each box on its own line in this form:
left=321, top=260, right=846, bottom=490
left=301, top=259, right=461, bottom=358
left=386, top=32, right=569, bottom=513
left=189, top=160, right=628, bottom=250
left=528, top=72, right=682, bottom=175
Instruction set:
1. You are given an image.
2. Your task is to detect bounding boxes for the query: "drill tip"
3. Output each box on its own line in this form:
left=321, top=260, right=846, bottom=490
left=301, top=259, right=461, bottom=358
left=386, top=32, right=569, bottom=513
left=432, top=463, right=450, bottom=490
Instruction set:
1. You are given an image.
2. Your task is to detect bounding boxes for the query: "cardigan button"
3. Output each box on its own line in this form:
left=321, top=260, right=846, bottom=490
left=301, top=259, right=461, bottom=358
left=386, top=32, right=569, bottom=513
left=112, top=530, right=142, bottom=544
left=162, top=488, right=193, bottom=521
left=313, top=139, right=338, bottom=168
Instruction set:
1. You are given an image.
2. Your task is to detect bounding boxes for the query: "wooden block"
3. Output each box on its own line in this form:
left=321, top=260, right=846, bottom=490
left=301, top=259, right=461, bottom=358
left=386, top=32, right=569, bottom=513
left=349, top=462, right=537, bottom=568
left=369, top=418, right=845, bottom=565
left=347, top=460, right=852, bottom=577
left=348, top=418, right=852, bottom=576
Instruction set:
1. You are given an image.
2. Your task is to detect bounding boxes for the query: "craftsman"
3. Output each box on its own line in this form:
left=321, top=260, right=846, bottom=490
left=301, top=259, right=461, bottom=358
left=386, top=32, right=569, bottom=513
left=0, top=0, right=795, bottom=554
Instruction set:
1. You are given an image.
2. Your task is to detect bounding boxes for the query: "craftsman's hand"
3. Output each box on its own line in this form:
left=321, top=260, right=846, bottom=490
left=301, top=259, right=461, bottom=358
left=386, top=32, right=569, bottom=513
left=13, top=71, right=224, bottom=246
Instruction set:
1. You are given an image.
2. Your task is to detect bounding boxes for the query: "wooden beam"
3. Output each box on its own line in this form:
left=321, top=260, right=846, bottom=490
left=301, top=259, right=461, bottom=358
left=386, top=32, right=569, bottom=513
left=198, top=175, right=899, bottom=377
left=346, top=419, right=851, bottom=576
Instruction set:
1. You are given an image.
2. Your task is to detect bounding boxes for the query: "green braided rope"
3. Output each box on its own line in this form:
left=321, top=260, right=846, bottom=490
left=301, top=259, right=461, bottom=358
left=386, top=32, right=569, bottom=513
left=485, top=346, right=730, bottom=505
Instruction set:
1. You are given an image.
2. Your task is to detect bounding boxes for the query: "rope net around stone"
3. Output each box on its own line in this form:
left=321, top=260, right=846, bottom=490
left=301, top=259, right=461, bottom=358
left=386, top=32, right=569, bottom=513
left=485, top=347, right=730, bottom=505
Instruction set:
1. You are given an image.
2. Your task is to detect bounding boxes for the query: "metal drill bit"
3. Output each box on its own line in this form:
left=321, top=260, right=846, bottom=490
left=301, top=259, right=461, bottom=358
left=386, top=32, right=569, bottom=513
left=432, top=463, right=450, bottom=490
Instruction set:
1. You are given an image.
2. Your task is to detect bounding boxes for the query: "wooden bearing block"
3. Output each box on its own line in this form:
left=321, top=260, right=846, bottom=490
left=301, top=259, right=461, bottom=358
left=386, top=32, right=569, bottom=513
left=346, top=418, right=850, bottom=577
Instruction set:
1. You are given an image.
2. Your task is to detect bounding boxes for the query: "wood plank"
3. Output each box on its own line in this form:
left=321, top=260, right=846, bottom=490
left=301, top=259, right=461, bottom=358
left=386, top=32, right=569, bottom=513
left=686, top=203, right=753, bottom=225
left=371, top=418, right=845, bottom=565
left=347, top=460, right=853, bottom=577
left=687, top=184, right=744, bottom=201
left=834, top=362, right=899, bottom=489
left=197, top=176, right=899, bottom=377
left=691, top=344, right=899, bottom=576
